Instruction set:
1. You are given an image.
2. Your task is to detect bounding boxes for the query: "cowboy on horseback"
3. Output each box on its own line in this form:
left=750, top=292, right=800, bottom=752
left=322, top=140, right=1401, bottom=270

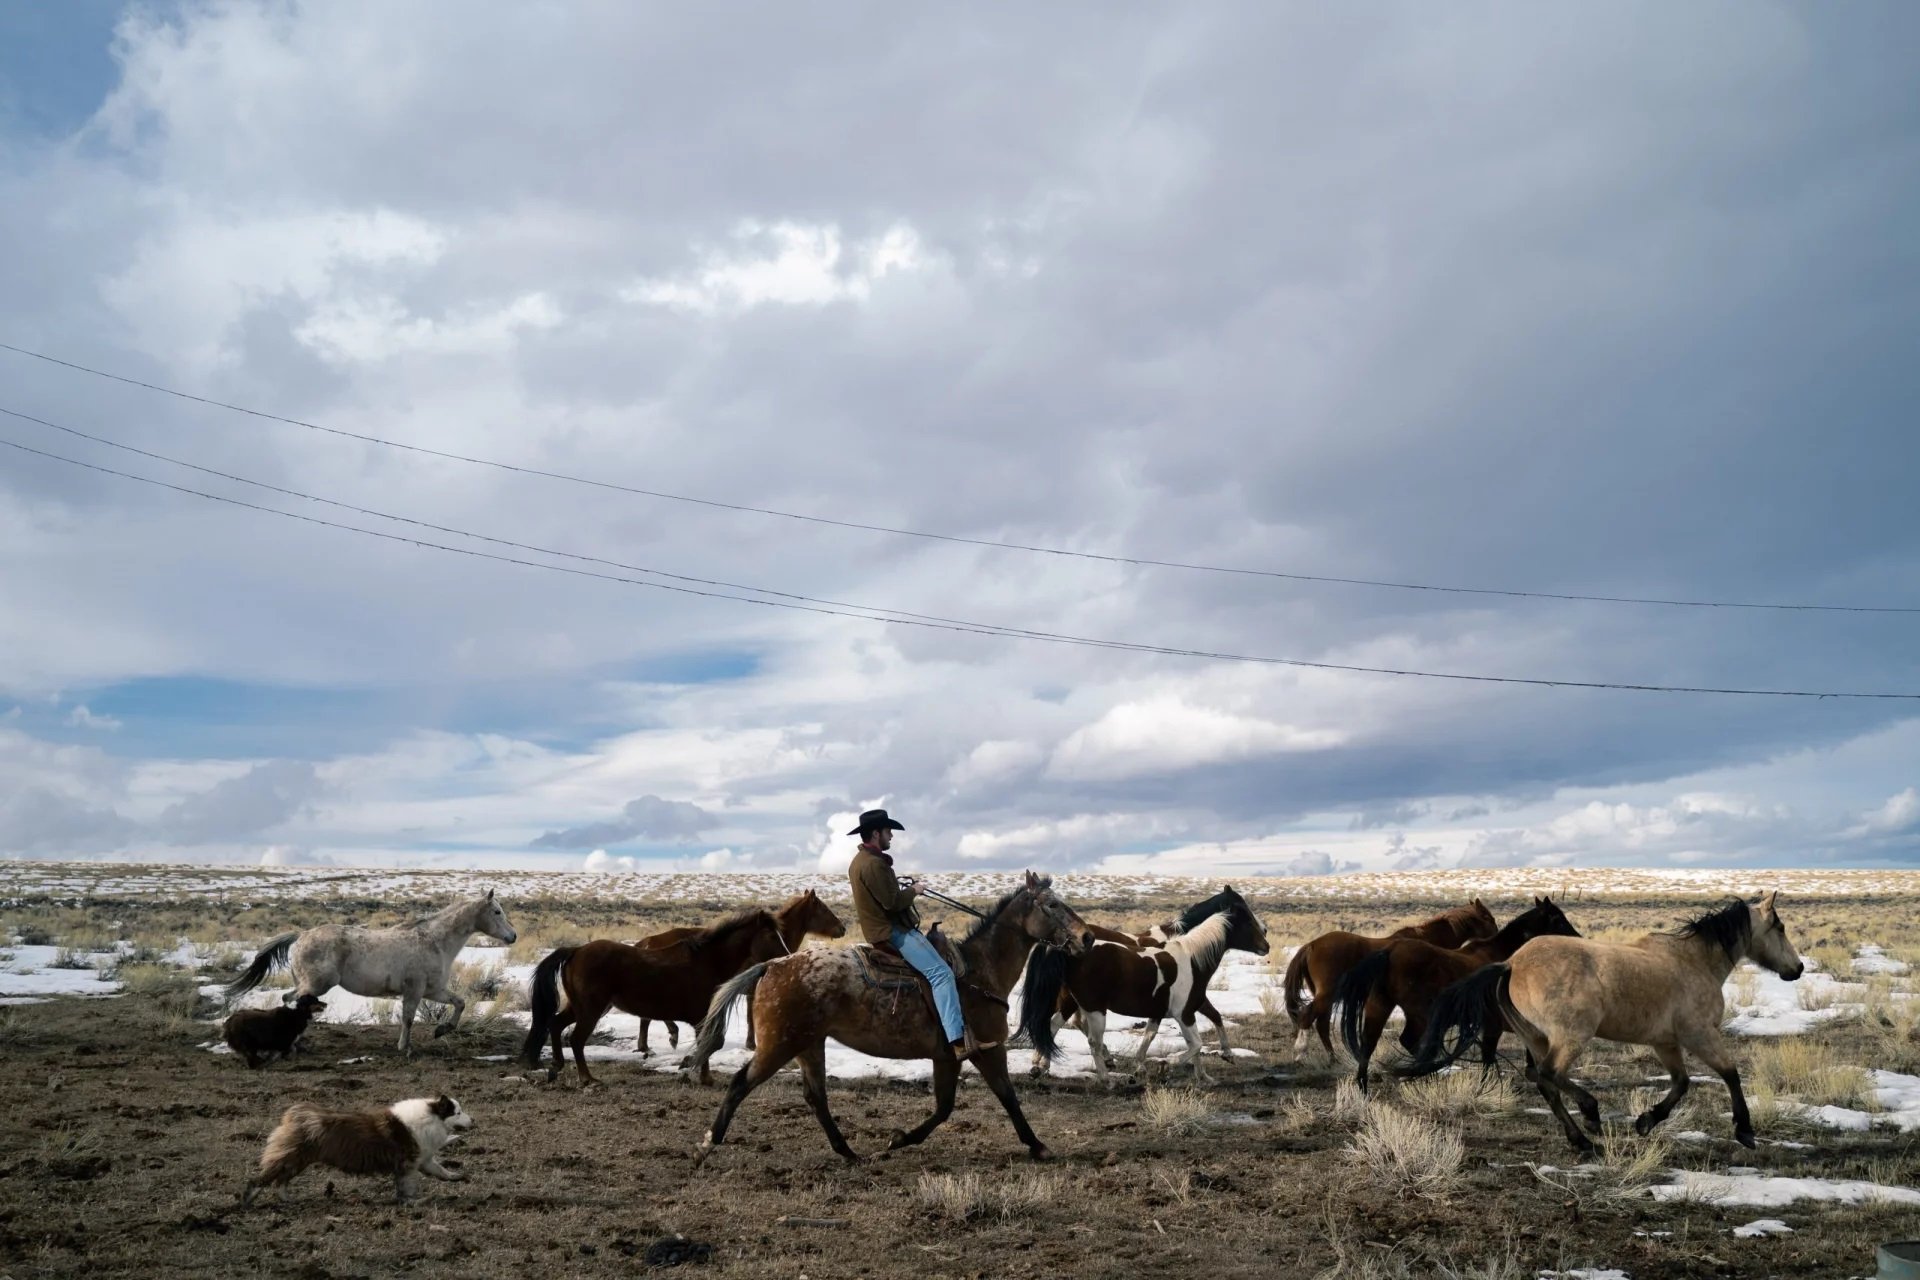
left=846, top=808, right=996, bottom=1058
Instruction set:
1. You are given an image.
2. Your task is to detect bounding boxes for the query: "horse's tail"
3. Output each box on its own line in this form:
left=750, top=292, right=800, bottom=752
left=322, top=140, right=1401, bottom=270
left=1333, top=947, right=1392, bottom=1062
left=1397, top=963, right=1509, bottom=1078
left=225, top=932, right=298, bottom=1000
left=1281, top=941, right=1313, bottom=1022
left=691, top=962, right=768, bottom=1073
left=1018, top=945, right=1072, bottom=1063
left=520, top=946, right=575, bottom=1065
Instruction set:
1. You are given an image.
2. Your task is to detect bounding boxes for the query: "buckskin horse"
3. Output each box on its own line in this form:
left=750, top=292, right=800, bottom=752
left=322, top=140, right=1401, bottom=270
left=1283, top=899, right=1498, bottom=1057
left=1400, top=893, right=1803, bottom=1155
left=522, top=905, right=826, bottom=1085
left=631, top=890, right=846, bottom=1055
left=1023, top=893, right=1270, bottom=1085
left=689, top=871, right=1093, bottom=1164
left=226, top=890, right=518, bottom=1057
left=1333, top=895, right=1578, bottom=1090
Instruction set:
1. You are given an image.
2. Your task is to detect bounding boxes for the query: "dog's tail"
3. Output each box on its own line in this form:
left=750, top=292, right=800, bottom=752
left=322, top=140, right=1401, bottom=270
left=1333, top=947, right=1393, bottom=1063
left=243, top=1103, right=323, bottom=1207
left=1281, top=941, right=1314, bottom=1023
left=1397, top=963, right=1510, bottom=1078
left=691, top=962, right=768, bottom=1076
left=520, top=946, right=575, bottom=1066
left=226, top=932, right=298, bottom=1000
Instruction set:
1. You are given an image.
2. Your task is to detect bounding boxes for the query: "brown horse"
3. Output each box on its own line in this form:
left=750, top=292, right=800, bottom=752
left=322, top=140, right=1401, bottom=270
left=632, top=890, right=845, bottom=1054
left=689, top=871, right=1093, bottom=1164
left=522, top=907, right=815, bottom=1085
left=1403, top=893, right=1804, bottom=1155
left=1024, top=891, right=1270, bottom=1085
left=1282, top=899, right=1498, bottom=1056
left=1333, top=896, right=1578, bottom=1090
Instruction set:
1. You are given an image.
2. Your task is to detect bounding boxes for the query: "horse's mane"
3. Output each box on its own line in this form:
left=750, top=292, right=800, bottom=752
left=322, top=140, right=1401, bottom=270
left=1174, top=886, right=1244, bottom=935
left=688, top=908, right=775, bottom=953
left=1489, top=898, right=1563, bottom=946
left=1674, top=897, right=1751, bottom=959
left=963, top=876, right=1052, bottom=946
left=1169, top=909, right=1236, bottom=974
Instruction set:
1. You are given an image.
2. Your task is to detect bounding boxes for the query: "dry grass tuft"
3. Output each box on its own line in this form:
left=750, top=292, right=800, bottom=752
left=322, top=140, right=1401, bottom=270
left=1400, top=1068, right=1518, bottom=1119
left=1142, top=1085, right=1212, bottom=1134
left=1332, top=1077, right=1370, bottom=1121
left=916, top=1170, right=1063, bottom=1223
left=1343, top=1102, right=1465, bottom=1196
left=1749, top=1036, right=1877, bottom=1111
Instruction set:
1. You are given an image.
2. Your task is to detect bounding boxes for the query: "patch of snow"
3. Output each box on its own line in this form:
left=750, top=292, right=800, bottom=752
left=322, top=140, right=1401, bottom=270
left=1650, top=1171, right=1920, bottom=1207
left=1853, top=945, right=1909, bottom=975
left=1731, top=1219, right=1793, bottom=1238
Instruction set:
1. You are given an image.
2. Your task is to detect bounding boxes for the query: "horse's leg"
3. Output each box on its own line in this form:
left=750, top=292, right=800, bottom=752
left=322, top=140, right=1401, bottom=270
left=667, top=1021, right=680, bottom=1049
left=1310, top=992, right=1337, bottom=1058
left=544, top=1005, right=576, bottom=1082
left=743, top=990, right=755, bottom=1051
left=973, top=1048, right=1051, bottom=1159
left=1635, top=1042, right=1690, bottom=1137
left=695, top=1041, right=799, bottom=1166
left=398, top=989, right=423, bottom=1057
left=1531, top=1038, right=1600, bottom=1155
left=430, top=986, right=466, bottom=1039
left=1084, top=1009, right=1115, bottom=1086
left=638, top=1018, right=652, bottom=1057
left=889, top=1054, right=961, bottom=1152
left=1176, top=1016, right=1210, bottom=1085
left=1029, top=1013, right=1066, bottom=1078
left=1354, top=996, right=1392, bottom=1092
left=568, top=997, right=611, bottom=1087
left=795, top=1041, right=862, bottom=1162
left=1196, top=994, right=1233, bottom=1057
left=1131, top=1015, right=1163, bottom=1078
left=1682, top=1028, right=1756, bottom=1147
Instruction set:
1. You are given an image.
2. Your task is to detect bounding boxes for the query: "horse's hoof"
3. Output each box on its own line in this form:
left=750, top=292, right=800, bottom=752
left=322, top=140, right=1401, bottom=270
left=1029, top=1145, right=1053, bottom=1162
left=1735, top=1128, right=1757, bottom=1149
left=1633, top=1113, right=1657, bottom=1137
left=887, top=1128, right=912, bottom=1150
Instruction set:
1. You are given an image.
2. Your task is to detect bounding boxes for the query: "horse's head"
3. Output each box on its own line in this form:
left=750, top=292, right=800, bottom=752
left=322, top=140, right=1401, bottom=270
left=1521, top=894, right=1581, bottom=940
left=1749, top=890, right=1804, bottom=981
left=1221, top=888, right=1270, bottom=956
left=1467, top=897, right=1498, bottom=939
left=476, top=888, right=518, bottom=945
left=1013, top=869, right=1092, bottom=954
left=796, top=888, right=847, bottom=940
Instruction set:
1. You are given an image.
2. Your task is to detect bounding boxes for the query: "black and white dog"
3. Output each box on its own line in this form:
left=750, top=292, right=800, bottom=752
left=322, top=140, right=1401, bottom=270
left=242, top=1095, right=473, bottom=1205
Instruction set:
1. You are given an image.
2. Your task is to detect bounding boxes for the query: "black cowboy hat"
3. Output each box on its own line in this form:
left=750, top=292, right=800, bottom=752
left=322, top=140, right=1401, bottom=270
left=848, top=808, right=906, bottom=836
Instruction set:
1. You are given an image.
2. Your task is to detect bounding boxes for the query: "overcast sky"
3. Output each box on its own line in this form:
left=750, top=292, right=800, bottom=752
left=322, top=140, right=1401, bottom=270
left=2, top=2, right=1917, bottom=878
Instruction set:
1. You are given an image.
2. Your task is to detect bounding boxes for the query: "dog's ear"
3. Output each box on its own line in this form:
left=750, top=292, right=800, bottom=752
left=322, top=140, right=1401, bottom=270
left=432, top=1095, right=457, bottom=1118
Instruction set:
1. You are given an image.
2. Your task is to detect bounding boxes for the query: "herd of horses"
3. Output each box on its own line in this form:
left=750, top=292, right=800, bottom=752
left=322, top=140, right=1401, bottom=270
left=226, top=876, right=1805, bottom=1162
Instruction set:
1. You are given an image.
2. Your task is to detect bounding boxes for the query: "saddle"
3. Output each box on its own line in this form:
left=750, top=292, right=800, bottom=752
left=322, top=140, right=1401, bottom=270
left=854, top=923, right=968, bottom=989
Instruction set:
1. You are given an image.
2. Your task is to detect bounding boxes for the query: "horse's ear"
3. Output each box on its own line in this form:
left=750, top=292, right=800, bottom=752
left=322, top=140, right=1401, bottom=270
left=1534, top=894, right=1543, bottom=905
left=1024, top=869, right=1039, bottom=889
left=486, top=888, right=495, bottom=901
left=1760, top=889, right=1780, bottom=914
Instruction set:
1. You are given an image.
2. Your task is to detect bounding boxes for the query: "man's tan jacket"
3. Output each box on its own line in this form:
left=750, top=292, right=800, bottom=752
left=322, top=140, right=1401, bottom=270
left=849, top=843, right=920, bottom=946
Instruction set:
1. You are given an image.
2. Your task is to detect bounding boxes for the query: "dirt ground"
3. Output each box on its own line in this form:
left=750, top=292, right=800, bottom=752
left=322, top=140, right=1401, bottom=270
left=3, top=888, right=1918, bottom=1279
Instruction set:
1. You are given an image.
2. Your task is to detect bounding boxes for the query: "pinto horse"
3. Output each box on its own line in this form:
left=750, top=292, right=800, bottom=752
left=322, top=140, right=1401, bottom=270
left=1401, top=894, right=1804, bottom=1155
left=227, top=890, right=517, bottom=1057
left=522, top=907, right=804, bottom=1085
left=1071, top=885, right=1254, bottom=1057
left=632, top=890, right=845, bottom=1054
left=1024, top=895, right=1270, bottom=1085
left=690, top=871, right=1093, bottom=1165
left=1333, top=895, right=1578, bottom=1090
left=1282, top=899, right=1498, bottom=1057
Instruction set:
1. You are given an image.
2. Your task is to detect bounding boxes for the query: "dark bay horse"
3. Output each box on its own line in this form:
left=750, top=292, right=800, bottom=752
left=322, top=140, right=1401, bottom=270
left=1333, top=895, right=1578, bottom=1090
left=690, top=871, right=1093, bottom=1165
left=1283, top=899, right=1498, bottom=1057
left=522, top=907, right=811, bottom=1085
left=1401, top=894, right=1803, bottom=1155
left=1024, top=893, right=1270, bottom=1085
left=1072, top=885, right=1256, bottom=1057
left=632, top=890, right=845, bottom=1054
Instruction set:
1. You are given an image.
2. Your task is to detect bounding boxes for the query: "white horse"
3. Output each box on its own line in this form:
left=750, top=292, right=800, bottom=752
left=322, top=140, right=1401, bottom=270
left=227, top=890, right=518, bottom=1056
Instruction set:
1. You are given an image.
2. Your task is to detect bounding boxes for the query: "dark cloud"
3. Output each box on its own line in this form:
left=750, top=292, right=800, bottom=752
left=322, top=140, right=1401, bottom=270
left=531, top=795, right=718, bottom=850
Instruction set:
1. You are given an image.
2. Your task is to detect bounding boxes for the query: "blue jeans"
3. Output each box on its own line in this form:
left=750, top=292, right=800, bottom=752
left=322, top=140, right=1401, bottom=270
left=892, top=926, right=965, bottom=1043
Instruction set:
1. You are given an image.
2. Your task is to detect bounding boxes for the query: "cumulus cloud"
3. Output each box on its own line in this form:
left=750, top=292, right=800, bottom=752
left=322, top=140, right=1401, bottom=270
left=64, top=705, right=122, bottom=731
left=1047, top=699, right=1344, bottom=783
left=583, top=848, right=637, bottom=873
left=157, top=760, right=326, bottom=845
left=531, top=795, right=718, bottom=850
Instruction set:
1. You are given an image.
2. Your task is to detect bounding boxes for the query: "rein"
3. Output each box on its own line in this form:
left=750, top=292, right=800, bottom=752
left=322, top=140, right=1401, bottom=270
left=900, top=877, right=987, bottom=921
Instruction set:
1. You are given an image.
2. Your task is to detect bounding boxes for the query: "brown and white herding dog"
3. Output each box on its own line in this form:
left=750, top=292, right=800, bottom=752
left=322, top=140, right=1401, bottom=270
left=242, top=1095, right=473, bottom=1206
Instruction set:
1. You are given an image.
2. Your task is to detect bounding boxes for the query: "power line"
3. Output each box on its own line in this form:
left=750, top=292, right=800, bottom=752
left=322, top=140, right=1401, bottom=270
left=3, top=424, right=1917, bottom=700
left=2, top=339, right=1910, bottom=616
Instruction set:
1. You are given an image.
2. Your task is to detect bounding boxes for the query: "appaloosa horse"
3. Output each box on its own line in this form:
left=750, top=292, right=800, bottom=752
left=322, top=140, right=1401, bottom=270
left=690, top=871, right=1093, bottom=1164
left=633, top=890, right=845, bottom=1054
left=1402, top=893, right=1803, bottom=1155
left=1283, top=899, right=1498, bottom=1057
left=1334, top=895, right=1579, bottom=1090
left=226, top=890, right=518, bottom=1056
left=523, top=906, right=812, bottom=1085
